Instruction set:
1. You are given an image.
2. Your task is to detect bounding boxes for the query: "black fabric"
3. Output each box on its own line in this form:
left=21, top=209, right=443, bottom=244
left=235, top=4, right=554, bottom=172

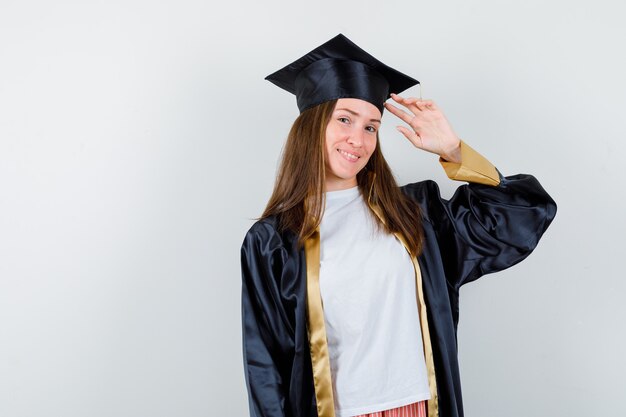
left=294, top=58, right=390, bottom=114
left=265, top=34, right=419, bottom=113
left=240, top=173, right=557, bottom=417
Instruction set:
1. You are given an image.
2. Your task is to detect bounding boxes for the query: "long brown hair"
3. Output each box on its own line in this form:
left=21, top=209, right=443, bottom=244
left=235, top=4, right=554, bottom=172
left=261, top=99, right=424, bottom=257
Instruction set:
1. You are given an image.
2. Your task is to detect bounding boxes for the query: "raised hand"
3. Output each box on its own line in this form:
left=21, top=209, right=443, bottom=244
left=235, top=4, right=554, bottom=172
left=384, top=93, right=461, bottom=163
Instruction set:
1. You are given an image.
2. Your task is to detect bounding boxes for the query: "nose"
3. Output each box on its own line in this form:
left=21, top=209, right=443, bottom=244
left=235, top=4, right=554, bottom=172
left=346, top=126, right=365, bottom=147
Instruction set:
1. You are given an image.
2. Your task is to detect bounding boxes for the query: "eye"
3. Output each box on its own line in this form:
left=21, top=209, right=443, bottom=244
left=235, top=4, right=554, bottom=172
left=338, top=117, right=350, bottom=124
left=366, top=125, right=377, bottom=133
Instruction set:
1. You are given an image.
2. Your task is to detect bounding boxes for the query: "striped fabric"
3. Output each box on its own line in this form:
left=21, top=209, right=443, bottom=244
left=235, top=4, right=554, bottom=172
left=352, top=401, right=427, bottom=417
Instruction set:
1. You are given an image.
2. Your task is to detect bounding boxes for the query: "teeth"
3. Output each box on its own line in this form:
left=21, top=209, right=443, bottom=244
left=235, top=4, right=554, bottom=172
left=339, top=149, right=359, bottom=160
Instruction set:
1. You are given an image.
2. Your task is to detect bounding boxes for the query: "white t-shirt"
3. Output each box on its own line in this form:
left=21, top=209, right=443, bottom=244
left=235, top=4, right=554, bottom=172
left=319, top=186, right=431, bottom=417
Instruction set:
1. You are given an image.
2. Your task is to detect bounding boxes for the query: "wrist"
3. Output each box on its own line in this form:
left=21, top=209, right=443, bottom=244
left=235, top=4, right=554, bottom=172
left=441, top=141, right=461, bottom=163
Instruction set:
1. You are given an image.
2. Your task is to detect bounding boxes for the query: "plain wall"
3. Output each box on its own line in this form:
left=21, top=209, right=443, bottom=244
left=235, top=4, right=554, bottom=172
left=1, top=0, right=624, bottom=416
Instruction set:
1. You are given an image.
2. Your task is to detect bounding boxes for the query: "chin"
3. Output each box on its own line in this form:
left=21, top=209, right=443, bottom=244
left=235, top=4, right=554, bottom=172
left=338, top=170, right=360, bottom=180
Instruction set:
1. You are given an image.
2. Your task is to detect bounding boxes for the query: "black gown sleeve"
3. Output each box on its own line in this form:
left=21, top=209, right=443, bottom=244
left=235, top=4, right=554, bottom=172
left=240, top=222, right=292, bottom=417
left=402, top=172, right=557, bottom=290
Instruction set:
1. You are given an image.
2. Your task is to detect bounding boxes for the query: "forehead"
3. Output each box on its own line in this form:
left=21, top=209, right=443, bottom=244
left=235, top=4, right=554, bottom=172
left=334, top=98, right=382, bottom=120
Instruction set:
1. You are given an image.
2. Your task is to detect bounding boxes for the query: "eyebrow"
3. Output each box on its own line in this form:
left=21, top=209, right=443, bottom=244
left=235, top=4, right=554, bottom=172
left=335, top=108, right=381, bottom=124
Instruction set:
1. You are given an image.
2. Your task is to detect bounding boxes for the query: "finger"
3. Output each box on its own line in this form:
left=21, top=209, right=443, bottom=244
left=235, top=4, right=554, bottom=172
left=390, top=93, right=422, bottom=112
left=424, top=99, right=437, bottom=110
left=396, top=125, right=424, bottom=149
left=391, top=94, right=438, bottom=113
left=414, top=100, right=428, bottom=111
left=384, top=102, right=416, bottom=126
left=410, top=102, right=427, bottom=113
left=405, top=98, right=435, bottom=111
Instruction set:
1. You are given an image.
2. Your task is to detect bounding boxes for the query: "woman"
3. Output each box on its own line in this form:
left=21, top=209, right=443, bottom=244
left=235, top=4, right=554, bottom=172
left=241, top=34, right=556, bottom=417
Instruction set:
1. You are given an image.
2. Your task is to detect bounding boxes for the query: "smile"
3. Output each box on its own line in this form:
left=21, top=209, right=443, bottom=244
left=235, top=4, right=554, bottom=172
left=338, top=149, right=360, bottom=162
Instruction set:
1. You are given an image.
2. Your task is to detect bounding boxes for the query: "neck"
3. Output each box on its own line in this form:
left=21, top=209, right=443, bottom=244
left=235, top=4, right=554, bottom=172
left=324, top=178, right=357, bottom=192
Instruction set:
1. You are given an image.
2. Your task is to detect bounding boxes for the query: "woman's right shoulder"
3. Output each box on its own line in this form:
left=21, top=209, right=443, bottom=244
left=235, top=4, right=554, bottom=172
left=241, top=215, right=297, bottom=251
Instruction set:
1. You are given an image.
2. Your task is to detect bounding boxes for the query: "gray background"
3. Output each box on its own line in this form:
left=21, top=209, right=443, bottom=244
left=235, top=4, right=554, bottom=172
left=1, top=0, right=624, bottom=416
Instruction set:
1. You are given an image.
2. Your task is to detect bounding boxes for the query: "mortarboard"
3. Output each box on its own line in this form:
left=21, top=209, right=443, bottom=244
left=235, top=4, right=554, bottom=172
left=265, top=33, right=419, bottom=114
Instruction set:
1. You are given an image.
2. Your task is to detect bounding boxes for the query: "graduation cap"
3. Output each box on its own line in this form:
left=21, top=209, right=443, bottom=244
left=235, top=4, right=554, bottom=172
left=265, top=33, right=419, bottom=114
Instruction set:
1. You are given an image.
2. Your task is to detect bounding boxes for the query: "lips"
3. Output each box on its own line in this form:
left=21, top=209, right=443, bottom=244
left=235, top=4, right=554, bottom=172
left=338, top=149, right=360, bottom=162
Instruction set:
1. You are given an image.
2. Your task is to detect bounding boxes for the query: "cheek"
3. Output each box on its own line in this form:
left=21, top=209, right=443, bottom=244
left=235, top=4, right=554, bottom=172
left=324, top=126, right=336, bottom=151
left=361, top=138, right=377, bottom=165
left=365, top=137, right=377, bottom=156
left=323, top=129, right=332, bottom=160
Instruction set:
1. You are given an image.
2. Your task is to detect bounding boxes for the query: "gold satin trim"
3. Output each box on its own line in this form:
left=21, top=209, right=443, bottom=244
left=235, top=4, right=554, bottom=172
left=409, top=255, right=439, bottom=417
left=370, top=205, right=439, bottom=417
left=305, top=230, right=336, bottom=417
left=439, top=140, right=500, bottom=186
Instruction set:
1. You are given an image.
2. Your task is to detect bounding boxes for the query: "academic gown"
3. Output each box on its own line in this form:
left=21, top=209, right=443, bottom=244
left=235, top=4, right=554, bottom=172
left=240, top=142, right=557, bottom=417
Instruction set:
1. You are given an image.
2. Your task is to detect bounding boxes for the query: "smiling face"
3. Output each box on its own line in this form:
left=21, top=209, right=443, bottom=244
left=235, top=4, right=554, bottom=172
left=324, top=98, right=382, bottom=191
